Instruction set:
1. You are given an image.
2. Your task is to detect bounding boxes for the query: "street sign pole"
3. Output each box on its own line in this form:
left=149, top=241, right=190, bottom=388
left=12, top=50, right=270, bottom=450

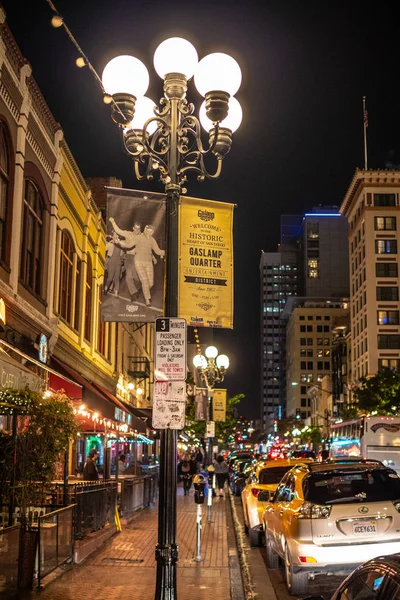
left=154, top=316, right=187, bottom=600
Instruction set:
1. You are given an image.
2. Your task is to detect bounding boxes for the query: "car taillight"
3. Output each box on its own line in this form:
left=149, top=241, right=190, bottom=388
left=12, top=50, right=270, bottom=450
left=252, top=488, right=260, bottom=498
left=393, top=501, right=400, bottom=513
left=296, top=501, right=331, bottom=519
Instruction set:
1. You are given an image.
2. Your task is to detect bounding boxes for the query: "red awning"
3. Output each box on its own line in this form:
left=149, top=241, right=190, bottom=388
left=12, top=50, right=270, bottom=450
left=49, top=371, right=83, bottom=399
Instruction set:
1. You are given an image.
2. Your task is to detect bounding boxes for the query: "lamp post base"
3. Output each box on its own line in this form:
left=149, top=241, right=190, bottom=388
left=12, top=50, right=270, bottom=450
left=155, top=543, right=178, bottom=600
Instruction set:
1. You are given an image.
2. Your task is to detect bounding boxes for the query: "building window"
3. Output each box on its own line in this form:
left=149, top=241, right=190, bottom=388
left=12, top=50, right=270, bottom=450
left=58, top=230, right=74, bottom=323
left=308, top=259, right=319, bottom=268
left=375, top=216, right=396, bottom=231
left=308, top=268, right=319, bottom=278
left=97, top=284, right=107, bottom=356
left=300, top=337, right=306, bottom=346
left=20, top=180, right=43, bottom=296
left=300, top=325, right=306, bottom=332
left=376, top=262, right=398, bottom=277
left=307, top=325, right=313, bottom=332
left=84, top=255, right=92, bottom=341
left=374, top=193, right=396, bottom=207
left=375, top=240, right=397, bottom=254
left=0, top=121, right=11, bottom=263
left=74, top=258, right=81, bottom=331
left=378, top=335, right=400, bottom=349
left=378, top=358, right=400, bottom=370
left=376, top=286, right=399, bottom=301
left=301, top=398, right=307, bottom=407
left=377, top=310, right=400, bottom=325
left=307, top=222, right=319, bottom=239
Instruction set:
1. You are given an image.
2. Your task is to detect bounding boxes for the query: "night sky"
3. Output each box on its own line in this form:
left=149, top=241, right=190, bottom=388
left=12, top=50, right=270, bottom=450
left=3, top=0, right=400, bottom=419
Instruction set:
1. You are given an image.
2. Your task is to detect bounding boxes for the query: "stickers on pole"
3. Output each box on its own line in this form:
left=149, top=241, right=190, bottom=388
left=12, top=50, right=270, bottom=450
left=152, top=381, right=186, bottom=430
left=155, top=317, right=187, bottom=381
left=206, top=421, right=215, bottom=438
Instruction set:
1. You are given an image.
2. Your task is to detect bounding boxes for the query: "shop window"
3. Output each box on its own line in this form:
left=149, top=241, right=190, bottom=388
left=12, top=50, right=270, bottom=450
left=20, top=180, right=44, bottom=296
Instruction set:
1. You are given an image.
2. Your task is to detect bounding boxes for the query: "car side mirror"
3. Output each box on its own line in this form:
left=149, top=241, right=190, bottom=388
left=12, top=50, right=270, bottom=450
left=258, top=490, right=271, bottom=502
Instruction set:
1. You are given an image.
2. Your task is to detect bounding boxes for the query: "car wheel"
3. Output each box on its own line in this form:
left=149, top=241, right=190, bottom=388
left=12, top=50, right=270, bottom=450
left=249, top=528, right=261, bottom=547
left=265, top=533, right=280, bottom=568
left=284, top=545, right=308, bottom=596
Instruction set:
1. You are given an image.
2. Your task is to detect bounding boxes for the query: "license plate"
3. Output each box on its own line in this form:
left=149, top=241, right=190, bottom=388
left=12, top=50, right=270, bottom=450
left=353, top=521, right=377, bottom=535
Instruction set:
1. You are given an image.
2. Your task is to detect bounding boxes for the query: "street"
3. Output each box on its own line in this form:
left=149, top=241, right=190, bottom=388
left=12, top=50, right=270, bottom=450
left=232, top=495, right=347, bottom=600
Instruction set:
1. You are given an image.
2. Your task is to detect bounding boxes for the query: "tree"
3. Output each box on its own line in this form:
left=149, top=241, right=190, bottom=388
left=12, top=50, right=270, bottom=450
left=300, top=426, right=322, bottom=448
left=353, top=368, right=400, bottom=415
left=184, top=392, right=244, bottom=445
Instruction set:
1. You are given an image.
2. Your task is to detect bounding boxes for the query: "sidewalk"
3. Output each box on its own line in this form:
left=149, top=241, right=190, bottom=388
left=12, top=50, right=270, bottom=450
left=30, top=484, right=243, bottom=600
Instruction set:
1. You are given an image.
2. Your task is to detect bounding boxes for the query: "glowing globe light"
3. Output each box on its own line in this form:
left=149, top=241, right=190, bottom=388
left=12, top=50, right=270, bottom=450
left=199, top=96, right=243, bottom=132
left=205, top=346, right=218, bottom=359
left=125, top=97, right=157, bottom=134
left=102, top=55, right=149, bottom=98
left=216, top=354, right=229, bottom=370
left=154, top=37, right=198, bottom=79
left=193, top=354, right=207, bottom=369
left=194, top=53, right=242, bottom=97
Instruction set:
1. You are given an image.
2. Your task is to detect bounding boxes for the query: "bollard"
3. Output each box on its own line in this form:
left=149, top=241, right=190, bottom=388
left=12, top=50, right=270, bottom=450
left=193, top=474, right=206, bottom=562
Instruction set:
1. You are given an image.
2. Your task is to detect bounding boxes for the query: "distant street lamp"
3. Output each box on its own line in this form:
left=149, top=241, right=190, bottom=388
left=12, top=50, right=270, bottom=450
left=102, top=38, right=241, bottom=600
left=193, top=346, right=229, bottom=463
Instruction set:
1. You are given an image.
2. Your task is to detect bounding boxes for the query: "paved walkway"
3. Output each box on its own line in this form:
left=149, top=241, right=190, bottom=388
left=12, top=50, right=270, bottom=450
left=30, top=484, right=242, bottom=600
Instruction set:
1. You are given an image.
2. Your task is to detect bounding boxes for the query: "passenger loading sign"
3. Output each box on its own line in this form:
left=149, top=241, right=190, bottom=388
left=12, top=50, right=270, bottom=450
left=155, top=318, right=187, bottom=381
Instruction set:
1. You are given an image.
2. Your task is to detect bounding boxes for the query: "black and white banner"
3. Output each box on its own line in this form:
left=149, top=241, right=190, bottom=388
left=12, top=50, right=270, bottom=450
left=101, top=187, right=166, bottom=323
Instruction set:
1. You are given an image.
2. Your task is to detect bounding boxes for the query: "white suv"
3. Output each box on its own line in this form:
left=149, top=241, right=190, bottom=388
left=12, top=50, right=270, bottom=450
left=262, top=462, right=400, bottom=596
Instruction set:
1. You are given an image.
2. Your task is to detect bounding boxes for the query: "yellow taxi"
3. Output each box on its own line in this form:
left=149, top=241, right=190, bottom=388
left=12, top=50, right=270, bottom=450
left=241, top=458, right=314, bottom=546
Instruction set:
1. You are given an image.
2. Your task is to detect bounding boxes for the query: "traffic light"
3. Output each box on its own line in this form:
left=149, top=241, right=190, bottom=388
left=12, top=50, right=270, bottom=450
left=295, top=408, right=301, bottom=420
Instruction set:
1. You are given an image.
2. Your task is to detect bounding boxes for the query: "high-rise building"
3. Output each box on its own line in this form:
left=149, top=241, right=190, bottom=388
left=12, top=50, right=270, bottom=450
left=260, top=208, right=350, bottom=432
left=340, top=169, right=400, bottom=381
left=284, top=298, right=349, bottom=418
left=260, top=252, right=298, bottom=430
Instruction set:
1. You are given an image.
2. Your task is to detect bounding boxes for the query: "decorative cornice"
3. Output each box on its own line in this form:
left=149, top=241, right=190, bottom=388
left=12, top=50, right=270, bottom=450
left=340, top=168, right=400, bottom=218
left=0, top=22, right=28, bottom=75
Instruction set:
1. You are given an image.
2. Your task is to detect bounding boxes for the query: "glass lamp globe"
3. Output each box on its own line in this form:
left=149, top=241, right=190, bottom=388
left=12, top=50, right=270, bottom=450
left=205, top=345, right=218, bottom=359
left=199, top=97, right=243, bottom=132
left=194, top=52, right=242, bottom=97
left=125, top=97, right=157, bottom=134
left=102, top=55, right=149, bottom=97
left=136, top=387, right=143, bottom=395
left=193, top=354, right=207, bottom=369
left=154, top=37, right=198, bottom=79
left=216, top=354, right=229, bottom=370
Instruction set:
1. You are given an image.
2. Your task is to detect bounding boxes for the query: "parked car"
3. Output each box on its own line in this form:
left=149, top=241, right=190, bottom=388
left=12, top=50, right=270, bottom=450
left=230, top=461, right=255, bottom=496
left=325, top=457, right=384, bottom=466
left=302, top=553, right=400, bottom=600
left=262, top=462, right=400, bottom=596
left=241, top=458, right=314, bottom=547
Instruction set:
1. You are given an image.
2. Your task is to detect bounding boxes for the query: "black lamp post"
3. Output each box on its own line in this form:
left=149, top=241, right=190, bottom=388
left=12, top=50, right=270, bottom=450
left=102, top=38, right=242, bottom=600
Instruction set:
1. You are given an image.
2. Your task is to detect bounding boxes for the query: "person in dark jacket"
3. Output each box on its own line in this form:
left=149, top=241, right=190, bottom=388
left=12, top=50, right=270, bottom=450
left=83, top=448, right=99, bottom=480
left=178, top=453, right=196, bottom=495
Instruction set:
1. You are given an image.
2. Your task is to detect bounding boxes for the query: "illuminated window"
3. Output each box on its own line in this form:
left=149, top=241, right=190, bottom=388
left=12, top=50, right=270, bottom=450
left=377, top=310, right=399, bottom=325
left=308, top=268, right=319, bottom=278
left=308, top=259, right=319, bottom=268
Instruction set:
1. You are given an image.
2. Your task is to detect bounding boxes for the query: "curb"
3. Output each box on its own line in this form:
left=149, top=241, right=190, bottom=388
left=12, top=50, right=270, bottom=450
left=225, top=490, right=246, bottom=600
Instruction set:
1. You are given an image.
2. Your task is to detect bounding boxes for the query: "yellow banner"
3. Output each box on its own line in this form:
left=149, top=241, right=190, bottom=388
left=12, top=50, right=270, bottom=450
left=178, top=196, right=234, bottom=328
left=213, top=389, right=227, bottom=422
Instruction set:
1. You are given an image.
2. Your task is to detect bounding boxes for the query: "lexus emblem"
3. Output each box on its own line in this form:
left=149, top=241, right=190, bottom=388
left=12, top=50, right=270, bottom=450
left=358, top=506, right=369, bottom=514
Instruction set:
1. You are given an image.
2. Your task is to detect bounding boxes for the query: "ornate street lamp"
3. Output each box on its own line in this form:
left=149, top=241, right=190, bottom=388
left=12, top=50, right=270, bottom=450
left=102, top=38, right=241, bottom=600
left=193, top=346, right=229, bottom=463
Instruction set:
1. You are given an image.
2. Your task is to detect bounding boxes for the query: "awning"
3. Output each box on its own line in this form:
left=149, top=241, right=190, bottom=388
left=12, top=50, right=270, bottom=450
left=129, top=406, right=153, bottom=429
left=51, top=357, right=147, bottom=434
left=92, top=382, right=147, bottom=434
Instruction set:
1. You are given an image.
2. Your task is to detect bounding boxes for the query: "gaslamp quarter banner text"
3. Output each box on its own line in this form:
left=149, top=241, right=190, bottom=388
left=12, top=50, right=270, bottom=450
left=178, top=196, right=234, bottom=329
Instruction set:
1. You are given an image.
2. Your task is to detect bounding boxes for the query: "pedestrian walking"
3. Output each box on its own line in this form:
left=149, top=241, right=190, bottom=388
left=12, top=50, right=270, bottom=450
left=213, top=455, right=229, bottom=497
left=83, top=448, right=99, bottom=480
left=195, top=448, right=203, bottom=472
left=178, top=453, right=196, bottom=495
